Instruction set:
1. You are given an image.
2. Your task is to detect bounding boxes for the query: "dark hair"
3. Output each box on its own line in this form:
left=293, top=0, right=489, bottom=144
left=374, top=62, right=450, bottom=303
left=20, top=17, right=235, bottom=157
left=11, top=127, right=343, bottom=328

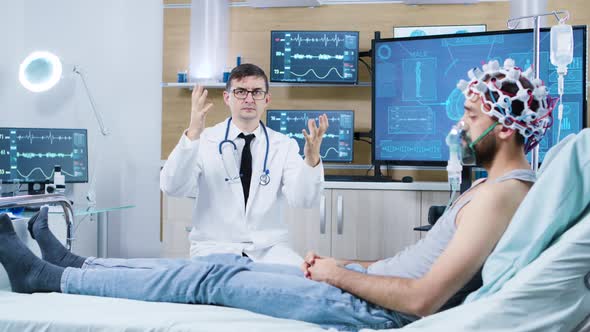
left=483, top=74, right=540, bottom=146
left=225, top=63, right=269, bottom=92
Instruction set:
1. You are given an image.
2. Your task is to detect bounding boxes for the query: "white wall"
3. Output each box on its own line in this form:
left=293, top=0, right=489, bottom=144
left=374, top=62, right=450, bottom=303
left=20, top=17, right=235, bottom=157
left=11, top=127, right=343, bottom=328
left=0, top=0, right=163, bottom=258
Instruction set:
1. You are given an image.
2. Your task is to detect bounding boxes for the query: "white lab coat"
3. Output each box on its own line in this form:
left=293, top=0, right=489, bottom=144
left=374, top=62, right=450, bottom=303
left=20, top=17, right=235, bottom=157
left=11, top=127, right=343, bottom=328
left=160, top=118, right=324, bottom=265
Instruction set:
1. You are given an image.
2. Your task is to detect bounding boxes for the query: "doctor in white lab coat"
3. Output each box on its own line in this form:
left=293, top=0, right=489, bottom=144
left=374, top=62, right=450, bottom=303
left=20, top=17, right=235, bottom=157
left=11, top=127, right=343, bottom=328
left=160, top=64, right=328, bottom=265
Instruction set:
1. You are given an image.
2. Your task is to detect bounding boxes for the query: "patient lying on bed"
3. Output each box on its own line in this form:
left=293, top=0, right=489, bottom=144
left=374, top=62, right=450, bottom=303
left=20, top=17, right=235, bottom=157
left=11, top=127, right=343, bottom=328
left=0, top=60, right=549, bottom=332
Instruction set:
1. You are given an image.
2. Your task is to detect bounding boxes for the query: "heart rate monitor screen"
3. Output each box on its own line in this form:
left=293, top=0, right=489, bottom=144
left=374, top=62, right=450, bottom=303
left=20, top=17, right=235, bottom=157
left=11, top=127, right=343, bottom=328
left=0, top=128, right=88, bottom=183
left=266, top=110, right=354, bottom=162
left=270, top=31, right=359, bottom=84
left=373, top=26, right=587, bottom=166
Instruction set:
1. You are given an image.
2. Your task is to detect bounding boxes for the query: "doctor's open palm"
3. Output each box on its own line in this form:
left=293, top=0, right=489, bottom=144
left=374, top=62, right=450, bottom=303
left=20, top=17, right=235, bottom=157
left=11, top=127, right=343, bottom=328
left=302, top=114, right=329, bottom=167
left=187, top=85, right=214, bottom=140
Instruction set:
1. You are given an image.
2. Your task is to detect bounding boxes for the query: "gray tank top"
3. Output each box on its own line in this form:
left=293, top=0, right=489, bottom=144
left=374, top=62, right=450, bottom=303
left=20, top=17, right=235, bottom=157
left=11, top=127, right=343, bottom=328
left=367, top=169, right=536, bottom=278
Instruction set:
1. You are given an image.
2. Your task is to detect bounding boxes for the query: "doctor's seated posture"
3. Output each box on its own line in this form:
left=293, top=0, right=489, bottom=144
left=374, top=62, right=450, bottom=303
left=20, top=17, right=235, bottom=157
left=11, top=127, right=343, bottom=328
left=0, top=59, right=555, bottom=331
left=160, top=63, right=327, bottom=265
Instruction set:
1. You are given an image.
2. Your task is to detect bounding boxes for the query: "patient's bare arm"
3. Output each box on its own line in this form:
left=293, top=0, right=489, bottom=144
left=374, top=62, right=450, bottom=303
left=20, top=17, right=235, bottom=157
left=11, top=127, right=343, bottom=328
left=307, top=179, right=531, bottom=317
left=308, top=258, right=424, bottom=315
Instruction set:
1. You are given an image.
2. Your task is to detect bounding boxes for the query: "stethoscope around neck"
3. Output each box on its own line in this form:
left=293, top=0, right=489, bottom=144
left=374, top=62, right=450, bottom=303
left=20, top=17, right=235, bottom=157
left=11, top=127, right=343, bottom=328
left=218, top=117, right=270, bottom=186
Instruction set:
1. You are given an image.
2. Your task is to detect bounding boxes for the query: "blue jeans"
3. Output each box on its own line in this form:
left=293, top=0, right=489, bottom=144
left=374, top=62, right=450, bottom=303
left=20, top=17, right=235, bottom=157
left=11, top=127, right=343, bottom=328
left=61, top=254, right=417, bottom=331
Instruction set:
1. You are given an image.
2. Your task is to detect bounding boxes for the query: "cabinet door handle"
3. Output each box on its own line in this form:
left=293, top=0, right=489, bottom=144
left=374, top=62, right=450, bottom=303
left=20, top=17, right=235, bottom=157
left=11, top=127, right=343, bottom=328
left=337, top=195, right=343, bottom=235
left=320, top=195, right=326, bottom=234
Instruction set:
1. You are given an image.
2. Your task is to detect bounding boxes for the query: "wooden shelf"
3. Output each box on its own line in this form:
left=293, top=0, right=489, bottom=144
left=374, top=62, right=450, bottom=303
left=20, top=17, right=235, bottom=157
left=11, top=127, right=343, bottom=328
left=161, top=82, right=372, bottom=89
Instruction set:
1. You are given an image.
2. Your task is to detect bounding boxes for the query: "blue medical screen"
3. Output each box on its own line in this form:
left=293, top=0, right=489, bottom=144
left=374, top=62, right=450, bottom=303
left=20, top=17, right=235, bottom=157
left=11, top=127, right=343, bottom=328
left=266, top=110, right=354, bottom=162
left=270, top=31, right=359, bottom=84
left=394, top=24, right=487, bottom=38
left=0, top=128, right=89, bottom=183
left=373, top=27, right=587, bottom=165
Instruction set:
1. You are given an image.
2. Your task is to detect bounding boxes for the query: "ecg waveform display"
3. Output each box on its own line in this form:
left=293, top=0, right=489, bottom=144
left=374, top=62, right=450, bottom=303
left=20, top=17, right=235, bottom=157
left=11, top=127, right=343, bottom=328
left=379, top=140, right=442, bottom=160
left=266, top=110, right=354, bottom=162
left=0, top=128, right=88, bottom=184
left=270, top=31, right=359, bottom=84
left=373, top=26, right=587, bottom=165
left=388, top=106, right=435, bottom=134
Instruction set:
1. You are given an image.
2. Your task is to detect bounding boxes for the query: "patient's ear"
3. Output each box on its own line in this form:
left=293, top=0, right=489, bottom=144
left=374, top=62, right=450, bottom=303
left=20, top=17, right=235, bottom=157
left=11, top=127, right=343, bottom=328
left=497, top=126, right=516, bottom=142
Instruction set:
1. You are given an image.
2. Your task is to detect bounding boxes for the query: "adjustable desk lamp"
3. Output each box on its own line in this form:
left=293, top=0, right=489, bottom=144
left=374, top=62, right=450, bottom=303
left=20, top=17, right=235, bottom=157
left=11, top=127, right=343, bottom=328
left=18, top=51, right=109, bottom=204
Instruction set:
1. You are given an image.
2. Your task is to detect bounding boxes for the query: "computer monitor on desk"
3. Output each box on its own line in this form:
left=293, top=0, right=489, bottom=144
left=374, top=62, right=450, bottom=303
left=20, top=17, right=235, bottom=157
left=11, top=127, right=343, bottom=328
left=323, top=174, right=413, bottom=183
left=393, top=24, right=487, bottom=38
left=266, top=110, right=354, bottom=163
left=372, top=26, right=587, bottom=167
left=270, top=30, right=359, bottom=84
left=0, top=128, right=89, bottom=194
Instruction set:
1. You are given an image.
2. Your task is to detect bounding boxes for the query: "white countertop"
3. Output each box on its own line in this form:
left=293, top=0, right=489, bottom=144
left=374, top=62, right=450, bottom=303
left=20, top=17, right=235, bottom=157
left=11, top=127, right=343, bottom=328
left=324, top=181, right=449, bottom=191
left=160, top=160, right=449, bottom=191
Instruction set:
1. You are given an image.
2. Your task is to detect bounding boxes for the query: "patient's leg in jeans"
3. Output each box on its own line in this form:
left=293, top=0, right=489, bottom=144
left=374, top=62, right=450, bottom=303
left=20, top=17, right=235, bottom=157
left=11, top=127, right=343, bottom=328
left=61, top=261, right=413, bottom=331
left=27, top=206, right=192, bottom=270
left=85, top=254, right=303, bottom=277
left=27, top=208, right=301, bottom=276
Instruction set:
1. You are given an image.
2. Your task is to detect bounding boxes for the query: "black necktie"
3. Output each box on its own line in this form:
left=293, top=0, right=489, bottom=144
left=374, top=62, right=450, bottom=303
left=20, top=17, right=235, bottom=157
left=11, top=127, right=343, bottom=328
left=238, top=133, right=255, bottom=208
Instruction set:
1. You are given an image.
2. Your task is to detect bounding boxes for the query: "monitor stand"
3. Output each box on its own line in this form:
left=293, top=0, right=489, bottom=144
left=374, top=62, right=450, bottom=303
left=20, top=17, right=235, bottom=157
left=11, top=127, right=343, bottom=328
left=27, top=183, right=46, bottom=195
left=373, top=162, right=412, bottom=182
left=324, top=163, right=415, bottom=183
left=324, top=174, right=399, bottom=182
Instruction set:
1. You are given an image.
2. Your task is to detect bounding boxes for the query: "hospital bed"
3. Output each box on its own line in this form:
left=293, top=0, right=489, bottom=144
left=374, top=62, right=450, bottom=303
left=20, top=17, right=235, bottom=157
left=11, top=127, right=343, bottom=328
left=0, top=194, right=328, bottom=332
left=379, top=130, right=590, bottom=332
left=1, top=130, right=589, bottom=331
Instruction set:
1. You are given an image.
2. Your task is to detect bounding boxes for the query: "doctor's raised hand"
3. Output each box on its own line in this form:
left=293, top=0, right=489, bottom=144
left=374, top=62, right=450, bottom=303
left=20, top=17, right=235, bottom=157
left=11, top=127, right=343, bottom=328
left=186, top=85, right=214, bottom=141
left=302, top=114, right=329, bottom=167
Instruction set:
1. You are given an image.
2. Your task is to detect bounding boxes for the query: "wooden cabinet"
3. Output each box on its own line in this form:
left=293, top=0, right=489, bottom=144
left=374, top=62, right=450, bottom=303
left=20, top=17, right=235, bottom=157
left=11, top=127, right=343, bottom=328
left=285, top=188, right=425, bottom=261
left=161, top=194, right=193, bottom=258
left=161, top=183, right=449, bottom=261
left=284, top=190, right=332, bottom=258
left=328, top=189, right=420, bottom=261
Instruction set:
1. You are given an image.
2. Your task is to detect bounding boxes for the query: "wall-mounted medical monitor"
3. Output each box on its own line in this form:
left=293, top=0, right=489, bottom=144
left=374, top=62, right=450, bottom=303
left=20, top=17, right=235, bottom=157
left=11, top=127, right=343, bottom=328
left=0, top=128, right=89, bottom=183
left=372, top=26, right=587, bottom=166
left=394, top=24, right=487, bottom=38
left=266, top=110, right=354, bottom=162
left=270, top=31, right=359, bottom=84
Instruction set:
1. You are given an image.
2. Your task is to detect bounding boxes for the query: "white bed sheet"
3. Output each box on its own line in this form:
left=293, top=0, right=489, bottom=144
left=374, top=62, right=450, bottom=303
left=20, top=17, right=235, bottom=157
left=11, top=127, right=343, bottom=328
left=0, top=212, right=330, bottom=331
left=0, top=290, right=330, bottom=332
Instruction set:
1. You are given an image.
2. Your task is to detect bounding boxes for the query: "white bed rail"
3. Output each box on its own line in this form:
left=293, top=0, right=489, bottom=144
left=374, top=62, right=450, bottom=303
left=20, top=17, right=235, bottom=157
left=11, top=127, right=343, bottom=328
left=0, top=194, right=74, bottom=250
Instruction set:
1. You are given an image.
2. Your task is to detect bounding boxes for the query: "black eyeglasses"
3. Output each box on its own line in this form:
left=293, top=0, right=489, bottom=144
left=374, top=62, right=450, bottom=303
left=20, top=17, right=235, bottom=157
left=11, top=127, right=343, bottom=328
left=231, top=88, right=267, bottom=100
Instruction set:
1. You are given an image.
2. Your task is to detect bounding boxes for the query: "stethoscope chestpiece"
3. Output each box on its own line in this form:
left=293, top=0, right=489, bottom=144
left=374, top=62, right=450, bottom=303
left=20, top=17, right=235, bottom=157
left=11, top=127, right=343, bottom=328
left=259, top=172, right=270, bottom=186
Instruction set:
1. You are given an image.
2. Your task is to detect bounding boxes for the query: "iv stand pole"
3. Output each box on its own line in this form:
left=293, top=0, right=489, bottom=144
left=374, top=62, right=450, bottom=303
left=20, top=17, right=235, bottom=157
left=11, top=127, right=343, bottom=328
left=506, top=10, right=570, bottom=172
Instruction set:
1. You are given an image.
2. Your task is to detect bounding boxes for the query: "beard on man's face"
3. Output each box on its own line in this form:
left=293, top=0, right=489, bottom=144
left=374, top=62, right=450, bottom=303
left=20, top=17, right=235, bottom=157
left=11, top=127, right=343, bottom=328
left=473, top=131, right=498, bottom=167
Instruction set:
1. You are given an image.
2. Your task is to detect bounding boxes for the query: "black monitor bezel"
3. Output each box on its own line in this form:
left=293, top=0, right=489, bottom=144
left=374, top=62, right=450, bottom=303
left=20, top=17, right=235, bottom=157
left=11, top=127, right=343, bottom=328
left=0, top=127, right=89, bottom=184
left=393, top=24, right=487, bottom=38
left=269, top=30, right=360, bottom=85
left=266, top=109, right=355, bottom=163
left=371, top=25, right=587, bottom=167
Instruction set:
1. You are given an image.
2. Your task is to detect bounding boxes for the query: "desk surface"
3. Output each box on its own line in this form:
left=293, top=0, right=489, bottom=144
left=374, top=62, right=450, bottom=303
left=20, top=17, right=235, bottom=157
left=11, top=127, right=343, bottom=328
left=6, top=205, right=135, bottom=220
left=324, top=181, right=449, bottom=191
left=69, top=205, right=135, bottom=216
